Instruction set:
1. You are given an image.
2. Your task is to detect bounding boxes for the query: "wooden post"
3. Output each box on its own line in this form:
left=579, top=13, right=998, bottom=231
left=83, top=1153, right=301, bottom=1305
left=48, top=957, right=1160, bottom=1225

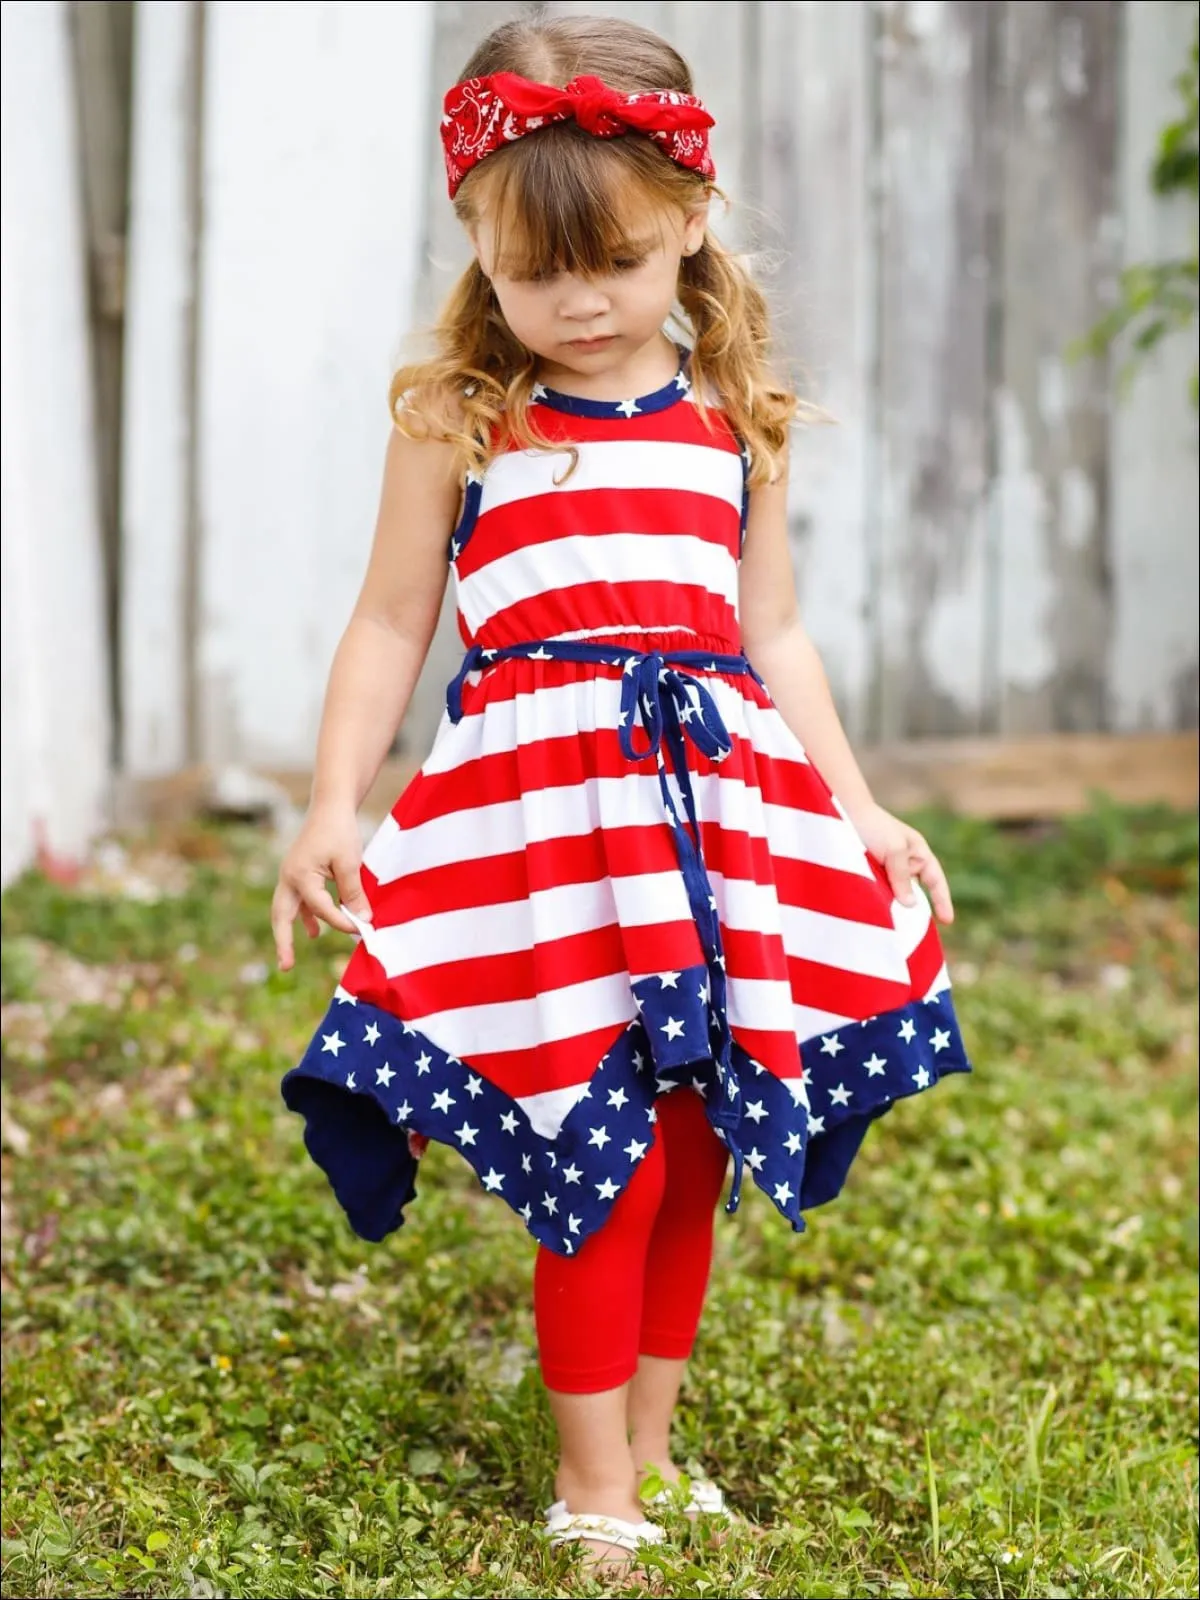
left=68, top=0, right=135, bottom=756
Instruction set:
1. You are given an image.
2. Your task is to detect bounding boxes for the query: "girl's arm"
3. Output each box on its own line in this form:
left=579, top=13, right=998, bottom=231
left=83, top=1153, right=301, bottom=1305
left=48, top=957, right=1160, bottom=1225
left=738, top=462, right=954, bottom=924
left=271, top=425, right=460, bottom=967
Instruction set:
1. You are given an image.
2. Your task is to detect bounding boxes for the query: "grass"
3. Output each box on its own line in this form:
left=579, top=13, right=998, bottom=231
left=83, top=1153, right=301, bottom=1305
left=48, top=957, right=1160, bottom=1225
left=1, top=799, right=1197, bottom=1599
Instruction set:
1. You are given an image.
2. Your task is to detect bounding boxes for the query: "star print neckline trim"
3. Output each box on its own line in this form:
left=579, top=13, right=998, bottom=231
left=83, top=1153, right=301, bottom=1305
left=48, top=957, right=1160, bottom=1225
left=531, top=347, right=693, bottom=419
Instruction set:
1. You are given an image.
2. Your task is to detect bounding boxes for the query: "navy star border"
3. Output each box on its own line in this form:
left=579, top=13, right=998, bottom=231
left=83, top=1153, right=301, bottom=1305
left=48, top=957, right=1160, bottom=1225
left=281, top=962, right=970, bottom=1256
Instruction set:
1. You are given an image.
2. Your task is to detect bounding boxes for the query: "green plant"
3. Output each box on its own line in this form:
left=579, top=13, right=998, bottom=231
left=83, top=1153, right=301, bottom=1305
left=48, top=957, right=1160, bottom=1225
left=1076, top=2, right=1199, bottom=404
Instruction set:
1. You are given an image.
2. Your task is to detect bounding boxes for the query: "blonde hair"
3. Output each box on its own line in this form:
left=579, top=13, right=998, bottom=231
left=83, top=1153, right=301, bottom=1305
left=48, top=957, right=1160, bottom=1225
left=390, top=13, right=798, bottom=487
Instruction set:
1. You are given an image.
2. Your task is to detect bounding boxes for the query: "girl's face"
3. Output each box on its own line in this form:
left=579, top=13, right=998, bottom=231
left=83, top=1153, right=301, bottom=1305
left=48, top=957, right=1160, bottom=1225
left=471, top=203, right=706, bottom=381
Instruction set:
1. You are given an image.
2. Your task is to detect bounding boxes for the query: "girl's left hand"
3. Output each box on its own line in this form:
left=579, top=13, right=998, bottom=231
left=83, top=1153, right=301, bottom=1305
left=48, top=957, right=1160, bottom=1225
left=850, top=802, right=955, bottom=925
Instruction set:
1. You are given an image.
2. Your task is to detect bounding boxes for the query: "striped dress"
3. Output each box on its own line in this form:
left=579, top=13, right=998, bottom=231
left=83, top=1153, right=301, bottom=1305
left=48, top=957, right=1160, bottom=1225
left=281, top=355, right=970, bottom=1255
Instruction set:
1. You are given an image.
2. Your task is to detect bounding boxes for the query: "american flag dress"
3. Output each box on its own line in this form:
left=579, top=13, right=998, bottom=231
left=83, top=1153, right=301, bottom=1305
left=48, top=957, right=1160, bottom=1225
left=281, top=354, right=971, bottom=1256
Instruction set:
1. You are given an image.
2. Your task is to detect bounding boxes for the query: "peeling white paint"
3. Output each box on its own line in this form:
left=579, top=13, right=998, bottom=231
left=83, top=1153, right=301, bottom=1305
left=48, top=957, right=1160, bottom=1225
left=993, top=387, right=1058, bottom=693
left=1059, top=466, right=1098, bottom=552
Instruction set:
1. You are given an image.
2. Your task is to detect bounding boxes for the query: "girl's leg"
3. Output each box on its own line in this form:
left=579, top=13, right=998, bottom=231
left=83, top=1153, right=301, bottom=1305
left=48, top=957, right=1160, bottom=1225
left=534, top=1132, right=667, bottom=1523
left=628, top=1088, right=729, bottom=1482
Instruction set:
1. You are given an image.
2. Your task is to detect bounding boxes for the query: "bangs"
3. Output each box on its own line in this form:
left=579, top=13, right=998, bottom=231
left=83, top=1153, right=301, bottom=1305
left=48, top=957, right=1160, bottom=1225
left=465, top=125, right=683, bottom=279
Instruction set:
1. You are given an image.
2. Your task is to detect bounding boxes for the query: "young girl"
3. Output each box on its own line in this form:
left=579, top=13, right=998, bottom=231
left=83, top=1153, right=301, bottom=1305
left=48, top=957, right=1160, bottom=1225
left=273, top=10, right=969, bottom=1567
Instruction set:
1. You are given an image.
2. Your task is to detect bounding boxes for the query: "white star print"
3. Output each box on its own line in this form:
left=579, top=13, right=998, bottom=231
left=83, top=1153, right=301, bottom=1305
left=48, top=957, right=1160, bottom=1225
left=562, top=1164, right=582, bottom=1185
left=726, top=1077, right=738, bottom=1099
left=863, top=1053, right=888, bottom=1077
left=692, top=1077, right=707, bottom=1097
left=745, top=1147, right=766, bottom=1172
left=607, top=1086, right=629, bottom=1110
left=375, top=1063, right=396, bottom=1087
left=786, top=1078, right=811, bottom=1109
left=829, top=1083, right=853, bottom=1107
left=662, top=1017, right=686, bottom=1041
left=396, top=1100, right=412, bottom=1122
left=698, top=981, right=710, bottom=1003
left=431, top=1089, right=455, bottom=1113
left=482, top=1169, right=504, bottom=1192
left=450, top=539, right=461, bottom=560
left=529, top=646, right=553, bottom=660
left=809, top=1113, right=826, bottom=1135
left=519, top=1203, right=532, bottom=1222
left=624, top=1139, right=648, bottom=1161
left=465, top=1074, right=484, bottom=1098
left=415, top=1052, right=433, bottom=1075
left=321, top=1032, right=345, bottom=1057
left=820, top=1034, right=845, bottom=1057
left=744, top=1100, right=767, bottom=1123
left=930, top=1028, right=951, bottom=1053
left=333, top=988, right=357, bottom=1006
left=632, top=1051, right=644, bottom=1070
left=530, top=382, right=547, bottom=401
left=541, top=1193, right=558, bottom=1214
left=499, top=1111, right=519, bottom=1134
left=567, top=1214, right=581, bottom=1235
left=587, top=1126, right=611, bottom=1149
left=674, top=370, right=692, bottom=392
left=647, top=1106, right=658, bottom=1123
left=658, top=972, right=680, bottom=988
left=899, top=1018, right=917, bottom=1043
left=912, top=1065, right=932, bottom=1089
left=773, top=1181, right=794, bottom=1206
left=363, top=1022, right=380, bottom=1046
left=455, top=1122, right=478, bottom=1146
left=616, top=398, right=641, bottom=417
left=596, top=1177, right=620, bottom=1199
left=785, top=1131, right=803, bottom=1155
left=521, top=1153, right=532, bottom=1173
left=345, top=1071, right=357, bottom=1090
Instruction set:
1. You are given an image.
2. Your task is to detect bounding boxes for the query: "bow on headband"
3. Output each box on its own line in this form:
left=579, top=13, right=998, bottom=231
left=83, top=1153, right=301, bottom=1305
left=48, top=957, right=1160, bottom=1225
left=441, top=71, right=716, bottom=198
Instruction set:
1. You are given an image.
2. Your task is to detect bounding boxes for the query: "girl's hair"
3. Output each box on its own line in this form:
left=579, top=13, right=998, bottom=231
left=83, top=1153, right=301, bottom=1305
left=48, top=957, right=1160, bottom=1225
left=390, top=13, right=797, bottom=486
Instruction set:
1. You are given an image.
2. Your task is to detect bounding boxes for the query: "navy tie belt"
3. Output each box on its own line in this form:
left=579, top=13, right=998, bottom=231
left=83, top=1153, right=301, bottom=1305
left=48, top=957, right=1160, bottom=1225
left=446, top=637, right=767, bottom=1213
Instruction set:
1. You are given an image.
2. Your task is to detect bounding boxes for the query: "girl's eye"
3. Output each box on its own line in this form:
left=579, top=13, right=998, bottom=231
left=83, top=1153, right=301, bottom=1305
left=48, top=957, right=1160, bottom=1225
left=612, top=258, right=644, bottom=273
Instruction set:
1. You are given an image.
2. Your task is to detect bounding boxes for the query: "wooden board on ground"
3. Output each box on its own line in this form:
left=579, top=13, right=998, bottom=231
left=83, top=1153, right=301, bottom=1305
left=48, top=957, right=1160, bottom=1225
left=118, top=733, right=1199, bottom=832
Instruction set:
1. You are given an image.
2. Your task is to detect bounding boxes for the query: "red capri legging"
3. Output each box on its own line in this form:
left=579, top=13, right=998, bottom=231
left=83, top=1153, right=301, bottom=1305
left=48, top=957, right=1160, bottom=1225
left=534, top=1088, right=730, bottom=1394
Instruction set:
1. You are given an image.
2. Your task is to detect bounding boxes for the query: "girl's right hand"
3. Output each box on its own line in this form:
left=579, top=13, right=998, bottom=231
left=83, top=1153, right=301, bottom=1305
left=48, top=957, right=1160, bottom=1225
left=271, top=803, right=374, bottom=971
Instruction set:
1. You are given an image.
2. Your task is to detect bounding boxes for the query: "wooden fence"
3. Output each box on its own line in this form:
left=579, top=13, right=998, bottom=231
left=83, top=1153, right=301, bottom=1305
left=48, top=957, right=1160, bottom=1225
left=1, top=1, right=1197, bottom=883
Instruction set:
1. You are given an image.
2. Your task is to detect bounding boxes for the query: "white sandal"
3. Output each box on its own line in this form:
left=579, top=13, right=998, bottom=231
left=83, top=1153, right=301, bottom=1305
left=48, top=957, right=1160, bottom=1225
left=544, top=1498, right=666, bottom=1554
left=650, top=1476, right=730, bottom=1516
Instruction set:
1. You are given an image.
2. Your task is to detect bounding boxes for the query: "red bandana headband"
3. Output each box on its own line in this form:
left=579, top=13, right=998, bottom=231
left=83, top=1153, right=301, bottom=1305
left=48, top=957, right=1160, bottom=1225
left=440, top=71, right=716, bottom=199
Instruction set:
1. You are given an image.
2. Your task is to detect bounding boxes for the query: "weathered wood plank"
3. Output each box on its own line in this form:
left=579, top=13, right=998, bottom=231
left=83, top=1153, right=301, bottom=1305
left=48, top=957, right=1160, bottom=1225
left=1, top=0, right=112, bottom=883
left=758, top=0, right=875, bottom=740
left=874, top=0, right=994, bottom=740
left=994, top=0, right=1120, bottom=733
left=68, top=0, right=134, bottom=747
left=195, top=0, right=434, bottom=767
left=120, top=0, right=200, bottom=777
left=1109, top=0, right=1200, bottom=730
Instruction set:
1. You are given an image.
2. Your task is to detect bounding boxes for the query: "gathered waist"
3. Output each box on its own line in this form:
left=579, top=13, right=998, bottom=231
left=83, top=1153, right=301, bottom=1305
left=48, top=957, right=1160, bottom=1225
left=446, top=634, right=761, bottom=724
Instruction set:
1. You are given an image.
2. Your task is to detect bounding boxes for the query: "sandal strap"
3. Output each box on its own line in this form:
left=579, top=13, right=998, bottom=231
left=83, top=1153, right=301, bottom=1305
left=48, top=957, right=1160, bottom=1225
left=650, top=1477, right=728, bottom=1515
left=544, top=1504, right=665, bottom=1553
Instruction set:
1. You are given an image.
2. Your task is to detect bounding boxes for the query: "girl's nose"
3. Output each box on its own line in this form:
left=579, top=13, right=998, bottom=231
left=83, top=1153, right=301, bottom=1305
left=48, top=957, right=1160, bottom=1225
left=558, top=277, right=611, bottom=321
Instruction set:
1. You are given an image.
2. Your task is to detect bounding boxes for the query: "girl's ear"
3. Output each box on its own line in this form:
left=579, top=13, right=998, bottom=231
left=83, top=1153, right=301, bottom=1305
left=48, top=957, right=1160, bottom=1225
left=681, top=203, right=709, bottom=257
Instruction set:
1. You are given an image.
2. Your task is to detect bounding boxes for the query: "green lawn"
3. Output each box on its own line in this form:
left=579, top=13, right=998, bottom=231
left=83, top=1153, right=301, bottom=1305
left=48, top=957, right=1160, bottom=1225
left=2, top=802, right=1197, bottom=1599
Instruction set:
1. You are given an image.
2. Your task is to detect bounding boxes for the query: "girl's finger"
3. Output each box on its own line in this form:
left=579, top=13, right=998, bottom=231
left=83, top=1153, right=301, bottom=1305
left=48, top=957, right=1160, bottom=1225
left=885, top=843, right=916, bottom=907
left=271, top=884, right=299, bottom=971
left=301, top=906, right=321, bottom=940
left=298, top=876, right=360, bottom=935
left=918, top=852, right=955, bottom=924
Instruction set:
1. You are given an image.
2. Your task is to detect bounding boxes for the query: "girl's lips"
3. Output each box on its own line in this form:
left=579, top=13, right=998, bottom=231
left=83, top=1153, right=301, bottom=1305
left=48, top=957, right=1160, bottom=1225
left=567, top=335, right=616, bottom=349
